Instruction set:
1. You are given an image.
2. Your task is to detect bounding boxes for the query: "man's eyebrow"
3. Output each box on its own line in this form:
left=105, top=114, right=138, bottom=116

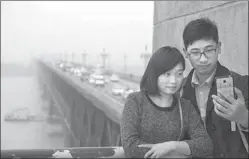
left=190, top=48, right=200, bottom=51
left=190, top=45, right=216, bottom=51
left=204, top=45, right=216, bottom=49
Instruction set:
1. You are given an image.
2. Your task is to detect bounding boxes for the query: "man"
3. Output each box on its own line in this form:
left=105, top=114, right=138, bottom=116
left=181, top=18, right=248, bottom=158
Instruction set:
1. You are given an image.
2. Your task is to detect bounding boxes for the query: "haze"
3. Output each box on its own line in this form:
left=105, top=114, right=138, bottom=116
left=1, top=1, right=154, bottom=72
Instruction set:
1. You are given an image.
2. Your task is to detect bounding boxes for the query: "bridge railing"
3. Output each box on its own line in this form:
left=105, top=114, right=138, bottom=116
left=1, top=146, right=125, bottom=158
left=36, top=59, right=123, bottom=147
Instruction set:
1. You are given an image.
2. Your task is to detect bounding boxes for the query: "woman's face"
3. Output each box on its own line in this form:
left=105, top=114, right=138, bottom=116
left=157, top=63, right=184, bottom=95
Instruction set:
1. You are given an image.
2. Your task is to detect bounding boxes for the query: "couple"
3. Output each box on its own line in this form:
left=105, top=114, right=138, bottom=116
left=120, top=18, right=248, bottom=158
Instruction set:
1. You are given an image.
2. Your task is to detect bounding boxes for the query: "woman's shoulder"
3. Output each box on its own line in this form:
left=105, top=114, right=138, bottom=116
left=126, top=91, right=146, bottom=105
left=126, top=91, right=145, bottom=102
left=123, top=91, right=147, bottom=113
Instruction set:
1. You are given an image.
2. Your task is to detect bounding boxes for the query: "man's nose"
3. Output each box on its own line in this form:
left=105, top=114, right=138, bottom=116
left=199, top=53, right=208, bottom=63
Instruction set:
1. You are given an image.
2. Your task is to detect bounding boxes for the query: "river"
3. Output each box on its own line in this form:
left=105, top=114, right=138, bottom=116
left=1, top=75, right=65, bottom=150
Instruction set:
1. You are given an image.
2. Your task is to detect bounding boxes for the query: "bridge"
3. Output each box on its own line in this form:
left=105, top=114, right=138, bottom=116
left=35, top=59, right=140, bottom=148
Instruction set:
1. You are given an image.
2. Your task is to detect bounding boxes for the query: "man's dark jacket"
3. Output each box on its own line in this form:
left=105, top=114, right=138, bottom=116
left=181, top=62, right=248, bottom=158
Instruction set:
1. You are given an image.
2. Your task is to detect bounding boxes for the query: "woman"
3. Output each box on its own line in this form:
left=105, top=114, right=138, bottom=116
left=120, top=46, right=213, bottom=158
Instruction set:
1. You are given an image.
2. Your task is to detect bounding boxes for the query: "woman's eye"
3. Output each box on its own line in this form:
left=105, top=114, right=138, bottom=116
left=178, top=72, right=183, bottom=76
left=165, top=72, right=170, bottom=76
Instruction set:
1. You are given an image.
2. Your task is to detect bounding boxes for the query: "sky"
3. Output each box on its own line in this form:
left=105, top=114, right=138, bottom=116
left=1, top=1, right=154, bottom=73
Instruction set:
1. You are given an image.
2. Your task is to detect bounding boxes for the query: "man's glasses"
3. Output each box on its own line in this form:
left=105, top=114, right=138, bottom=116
left=188, top=48, right=217, bottom=60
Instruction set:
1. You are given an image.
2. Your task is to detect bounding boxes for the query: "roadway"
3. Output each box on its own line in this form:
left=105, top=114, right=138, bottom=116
left=51, top=63, right=140, bottom=104
left=43, top=61, right=141, bottom=123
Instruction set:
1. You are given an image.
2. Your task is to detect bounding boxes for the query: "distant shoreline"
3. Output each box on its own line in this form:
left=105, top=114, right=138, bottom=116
left=1, top=63, right=34, bottom=78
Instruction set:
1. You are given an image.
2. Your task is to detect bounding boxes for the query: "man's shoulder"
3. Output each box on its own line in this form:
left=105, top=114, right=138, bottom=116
left=230, top=70, right=242, bottom=79
left=230, top=70, right=248, bottom=79
left=229, top=70, right=248, bottom=87
left=218, top=62, right=248, bottom=79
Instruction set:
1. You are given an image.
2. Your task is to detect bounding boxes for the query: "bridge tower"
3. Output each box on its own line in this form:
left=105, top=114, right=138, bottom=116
left=71, top=52, right=75, bottom=63
left=140, top=44, right=151, bottom=69
left=82, top=51, right=88, bottom=67
left=100, top=48, right=109, bottom=69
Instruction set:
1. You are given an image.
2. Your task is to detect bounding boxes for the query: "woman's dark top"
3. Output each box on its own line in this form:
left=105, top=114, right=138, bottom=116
left=120, top=91, right=213, bottom=158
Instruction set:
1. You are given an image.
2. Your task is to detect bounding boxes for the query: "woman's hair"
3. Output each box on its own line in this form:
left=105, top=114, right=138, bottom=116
left=140, top=46, right=185, bottom=95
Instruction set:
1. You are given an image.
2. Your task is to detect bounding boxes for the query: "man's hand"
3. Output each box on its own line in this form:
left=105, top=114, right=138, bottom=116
left=212, top=87, right=248, bottom=128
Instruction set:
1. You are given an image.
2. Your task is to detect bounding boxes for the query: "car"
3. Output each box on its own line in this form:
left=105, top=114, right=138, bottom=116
left=73, top=68, right=82, bottom=76
left=62, top=63, right=74, bottom=73
left=80, top=67, right=88, bottom=75
left=70, top=67, right=75, bottom=74
left=88, top=75, right=95, bottom=84
left=112, top=85, right=125, bottom=96
left=81, top=75, right=89, bottom=82
left=122, top=88, right=134, bottom=99
left=94, top=74, right=105, bottom=87
left=95, top=79, right=105, bottom=87
left=110, top=74, right=120, bottom=82
left=59, top=63, right=64, bottom=69
left=93, top=74, right=104, bottom=80
left=80, top=72, right=90, bottom=82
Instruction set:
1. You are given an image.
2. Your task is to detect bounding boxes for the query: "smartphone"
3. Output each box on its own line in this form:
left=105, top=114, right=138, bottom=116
left=216, top=75, right=234, bottom=100
left=215, top=75, right=236, bottom=131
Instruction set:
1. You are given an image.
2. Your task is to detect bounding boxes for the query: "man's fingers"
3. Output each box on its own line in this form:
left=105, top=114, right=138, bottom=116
left=213, top=99, right=230, bottom=114
left=214, top=104, right=226, bottom=119
left=212, top=95, right=231, bottom=109
left=234, top=87, right=244, bottom=99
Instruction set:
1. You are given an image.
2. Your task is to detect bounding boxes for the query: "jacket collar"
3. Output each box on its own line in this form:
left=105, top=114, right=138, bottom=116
left=191, top=66, right=217, bottom=88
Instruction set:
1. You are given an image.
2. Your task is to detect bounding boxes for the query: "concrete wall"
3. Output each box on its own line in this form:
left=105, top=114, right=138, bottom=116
left=153, top=1, right=248, bottom=75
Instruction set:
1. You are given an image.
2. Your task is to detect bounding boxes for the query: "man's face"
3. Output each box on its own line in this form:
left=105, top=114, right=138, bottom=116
left=185, top=39, right=220, bottom=76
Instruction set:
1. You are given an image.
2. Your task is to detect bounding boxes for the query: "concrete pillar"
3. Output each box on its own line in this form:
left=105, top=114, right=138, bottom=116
left=153, top=1, right=248, bottom=75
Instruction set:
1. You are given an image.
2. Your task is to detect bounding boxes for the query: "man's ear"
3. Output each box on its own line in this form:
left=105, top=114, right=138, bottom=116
left=217, top=41, right=222, bottom=54
left=183, top=48, right=188, bottom=59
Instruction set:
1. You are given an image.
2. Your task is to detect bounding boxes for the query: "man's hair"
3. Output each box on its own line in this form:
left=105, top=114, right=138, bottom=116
left=140, top=46, right=185, bottom=96
left=182, top=18, right=219, bottom=49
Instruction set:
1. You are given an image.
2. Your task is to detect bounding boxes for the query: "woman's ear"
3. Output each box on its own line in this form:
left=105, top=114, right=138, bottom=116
left=183, top=48, right=188, bottom=59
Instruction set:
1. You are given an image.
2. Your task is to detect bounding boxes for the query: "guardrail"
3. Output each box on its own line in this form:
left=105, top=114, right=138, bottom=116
left=1, top=146, right=125, bottom=158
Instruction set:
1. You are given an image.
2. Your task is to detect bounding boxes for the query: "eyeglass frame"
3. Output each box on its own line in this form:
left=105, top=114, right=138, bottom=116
left=187, top=46, right=218, bottom=59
